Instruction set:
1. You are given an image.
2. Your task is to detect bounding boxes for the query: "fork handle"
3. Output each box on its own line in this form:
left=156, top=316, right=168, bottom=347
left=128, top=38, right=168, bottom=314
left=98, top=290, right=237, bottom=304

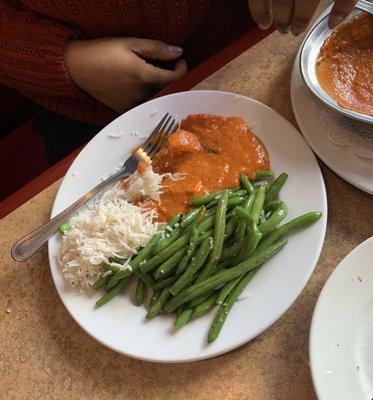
left=11, top=173, right=124, bottom=262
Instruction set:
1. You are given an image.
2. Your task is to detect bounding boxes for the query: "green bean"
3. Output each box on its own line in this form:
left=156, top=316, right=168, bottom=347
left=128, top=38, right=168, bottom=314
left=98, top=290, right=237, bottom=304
left=92, top=275, right=110, bottom=291
left=259, top=210, right=266, bottom=225
left=195, top=213, right=215, bottom=233
left=192, top=293, right=219, bottom=318
left=140, top=233, right=191, bottom=274
left=265, top=172, right=288, bottom=205
left=251, top=184, right=266, bottom=224
left=255, top=170, right=274, bottom=180
left=168, top=213, right=182, bottom=227
left=164, top=238, right=287, bottom=313
left=189, top=291, right=215, bottom=307
left=152, top=209, right=199, bottom=255
left=208, top=269, right=257, bottom=343
left=220, top=240, right=244, bottom=262
left=237, top=230, right=262, bottom=262
left=95, top=277, right=129, bottom=308
left=197, top=229, right=213, bottom=244
left=205, top=193, right=246, bottom=209
left=152, top=226, right=183, bottom=254
left=181, top=207, right=203, bottom=227
left=58, top=223, right=71, bottom=235
left=226, top=196, right=246, bottom=209
left=140, top=211, right=216, bottom=276
left=154, top=248, right=186, bottom=280
left=239, top=173, right=255, bottom=194
left=234, top=206, right=255, bottom=228
left=170, top=237, right=213, bottom=296
left=106, top=233, right=161, bottom=290
left=196, top=189, right=229, bottom=283
left=101, top=262, right=122, bottom=273
left=176, top=227, right=199, bottom=275
left=217, top=259, right=234, bottom=268
left=176, top=305, right=185, bottom=317
left=264, top=200, right=284, bottom=213
left=190, top=188, right=241, bottom=206
left=216, top=277, right=240, bottom=304
left=146, top=287, right=171, bottom=319
left=153, top=276, right=177, bottom=290
left=134, top=269, right=155, bottom=289
left=225, top=214, right=238, bottom=239
left=259, top=203, right=288, bottom=236
left=234, top=192, right=256, bottom=242
left=149, top=290, right=161, bottom=308
left=256, top=211, right=322, bottom=252
left=174, top=308, right=194, bottom=328
left=191, top=191, right=223, bottom=206
left=134, top=278, right=146, bottom=306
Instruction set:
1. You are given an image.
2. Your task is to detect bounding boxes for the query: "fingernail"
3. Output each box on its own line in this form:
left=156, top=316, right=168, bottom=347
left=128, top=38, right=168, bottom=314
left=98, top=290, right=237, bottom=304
left=168, top=45, right=183, bottom=53
left=329, top=14, right=344, bottom=29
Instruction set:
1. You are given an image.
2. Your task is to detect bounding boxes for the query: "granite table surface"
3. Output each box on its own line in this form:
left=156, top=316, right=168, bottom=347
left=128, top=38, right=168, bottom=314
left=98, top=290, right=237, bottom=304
left=1, top=30, right=372, bottom=400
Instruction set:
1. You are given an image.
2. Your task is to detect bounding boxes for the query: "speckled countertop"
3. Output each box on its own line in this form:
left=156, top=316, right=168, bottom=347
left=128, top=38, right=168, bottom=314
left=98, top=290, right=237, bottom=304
left=1, top=30, right=372, bottom=400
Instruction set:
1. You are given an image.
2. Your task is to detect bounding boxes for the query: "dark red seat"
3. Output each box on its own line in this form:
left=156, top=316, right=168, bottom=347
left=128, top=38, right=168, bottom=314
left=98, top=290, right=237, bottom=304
left=0, top=86, right=48, bottom=200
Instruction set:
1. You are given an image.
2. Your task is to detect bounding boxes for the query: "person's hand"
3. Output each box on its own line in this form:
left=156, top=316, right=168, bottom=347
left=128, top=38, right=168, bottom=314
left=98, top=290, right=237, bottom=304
left=64, top=37, right=188, bottom=113
left=248, top=0, right=358, bottom=35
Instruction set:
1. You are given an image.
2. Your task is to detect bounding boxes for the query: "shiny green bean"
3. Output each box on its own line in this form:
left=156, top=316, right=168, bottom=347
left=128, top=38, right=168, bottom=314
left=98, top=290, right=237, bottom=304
left=208, top=269, right=257, bottom=343
left=265, top=172, right=288, bottom=205
left=251, top=184, right=266, bottom=224
left=256, top=211, right=322, bottom=252
left=239, top=173, right=255, bottom=194
left=259, top=203, right=288, bottom=236
left=169, top=237, right=213, bottom=296
left=164, top=239, right=287, bottom=313
left=134, top=278, right=146, bottom=306
left=255, top=170, right=274, bottom=180
left=196, top=189, right=229, bottom=282
left=192, top=293, right=219, bottom=318
left=146, top=287, right=171, bottom=319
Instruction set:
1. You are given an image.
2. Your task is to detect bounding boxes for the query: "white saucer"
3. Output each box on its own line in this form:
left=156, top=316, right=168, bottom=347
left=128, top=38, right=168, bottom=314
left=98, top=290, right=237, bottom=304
left=291, top=33, right=373, bottom=195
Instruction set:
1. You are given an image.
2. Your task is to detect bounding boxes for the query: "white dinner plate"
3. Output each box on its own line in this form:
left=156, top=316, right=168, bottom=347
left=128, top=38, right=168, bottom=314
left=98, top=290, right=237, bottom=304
left=291, top=11, right=373, bottom=195
left=310, top=236, right=373, bottom=400
left=48, top=90, right=327, bottom=362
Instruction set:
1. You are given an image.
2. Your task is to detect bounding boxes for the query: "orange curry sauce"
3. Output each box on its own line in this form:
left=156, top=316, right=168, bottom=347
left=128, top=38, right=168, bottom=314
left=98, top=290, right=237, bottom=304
left=151, top=114, right=270, bottom=221
left=316, top=13, right=373, bottom=116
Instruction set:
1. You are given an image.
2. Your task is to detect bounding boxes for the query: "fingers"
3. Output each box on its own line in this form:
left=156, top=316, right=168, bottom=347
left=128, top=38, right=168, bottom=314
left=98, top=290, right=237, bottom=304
left=272, top=0, right=294, bottom=33
left=248, top=0, right=272, bottom=29
left=142, top=58, right=188, bottom=87
left=127, top=38, right=183, bottom=61
left=328, top=0, right=358, bottom=28
left=290, top=0, right=320, bottom=36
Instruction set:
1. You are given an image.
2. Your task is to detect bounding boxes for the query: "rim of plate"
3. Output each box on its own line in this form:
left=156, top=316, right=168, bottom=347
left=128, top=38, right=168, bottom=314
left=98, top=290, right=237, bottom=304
left=299, top=5, right=373, bottom=125
left=48, top=90, right=327, bottom=362
left=309, top=236, right=373, bottom=399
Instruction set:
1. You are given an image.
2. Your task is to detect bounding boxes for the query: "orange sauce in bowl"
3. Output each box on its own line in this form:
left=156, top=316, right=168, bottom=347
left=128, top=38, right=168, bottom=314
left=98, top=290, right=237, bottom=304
left=316, top=13, right=373, bottom=116
left=152, top=114, right=270, bottom=221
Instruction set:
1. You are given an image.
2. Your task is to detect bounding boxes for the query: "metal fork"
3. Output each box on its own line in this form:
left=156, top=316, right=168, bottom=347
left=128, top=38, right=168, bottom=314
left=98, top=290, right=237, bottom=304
left=11, top=113, right=178, bottom=262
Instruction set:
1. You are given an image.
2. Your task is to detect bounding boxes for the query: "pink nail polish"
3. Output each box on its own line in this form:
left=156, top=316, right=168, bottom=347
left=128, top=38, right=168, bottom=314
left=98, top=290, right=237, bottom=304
left=168, top=45, right=183, bottom=53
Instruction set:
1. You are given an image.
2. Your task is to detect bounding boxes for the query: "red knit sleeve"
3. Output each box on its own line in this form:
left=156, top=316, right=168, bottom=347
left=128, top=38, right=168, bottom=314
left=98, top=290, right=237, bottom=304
left=0, top=1, right=83, bottom=98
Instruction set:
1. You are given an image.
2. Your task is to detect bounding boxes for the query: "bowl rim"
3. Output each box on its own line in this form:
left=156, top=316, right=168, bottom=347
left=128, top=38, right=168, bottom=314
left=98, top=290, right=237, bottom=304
left=299, top=8, right=373, bottom=125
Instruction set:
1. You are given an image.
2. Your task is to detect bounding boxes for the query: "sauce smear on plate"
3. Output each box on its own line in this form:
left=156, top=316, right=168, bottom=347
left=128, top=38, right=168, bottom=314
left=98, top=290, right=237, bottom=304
left=152, top=114, right=269, bottom=221
left=316, top=13, right=373, bottom=116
